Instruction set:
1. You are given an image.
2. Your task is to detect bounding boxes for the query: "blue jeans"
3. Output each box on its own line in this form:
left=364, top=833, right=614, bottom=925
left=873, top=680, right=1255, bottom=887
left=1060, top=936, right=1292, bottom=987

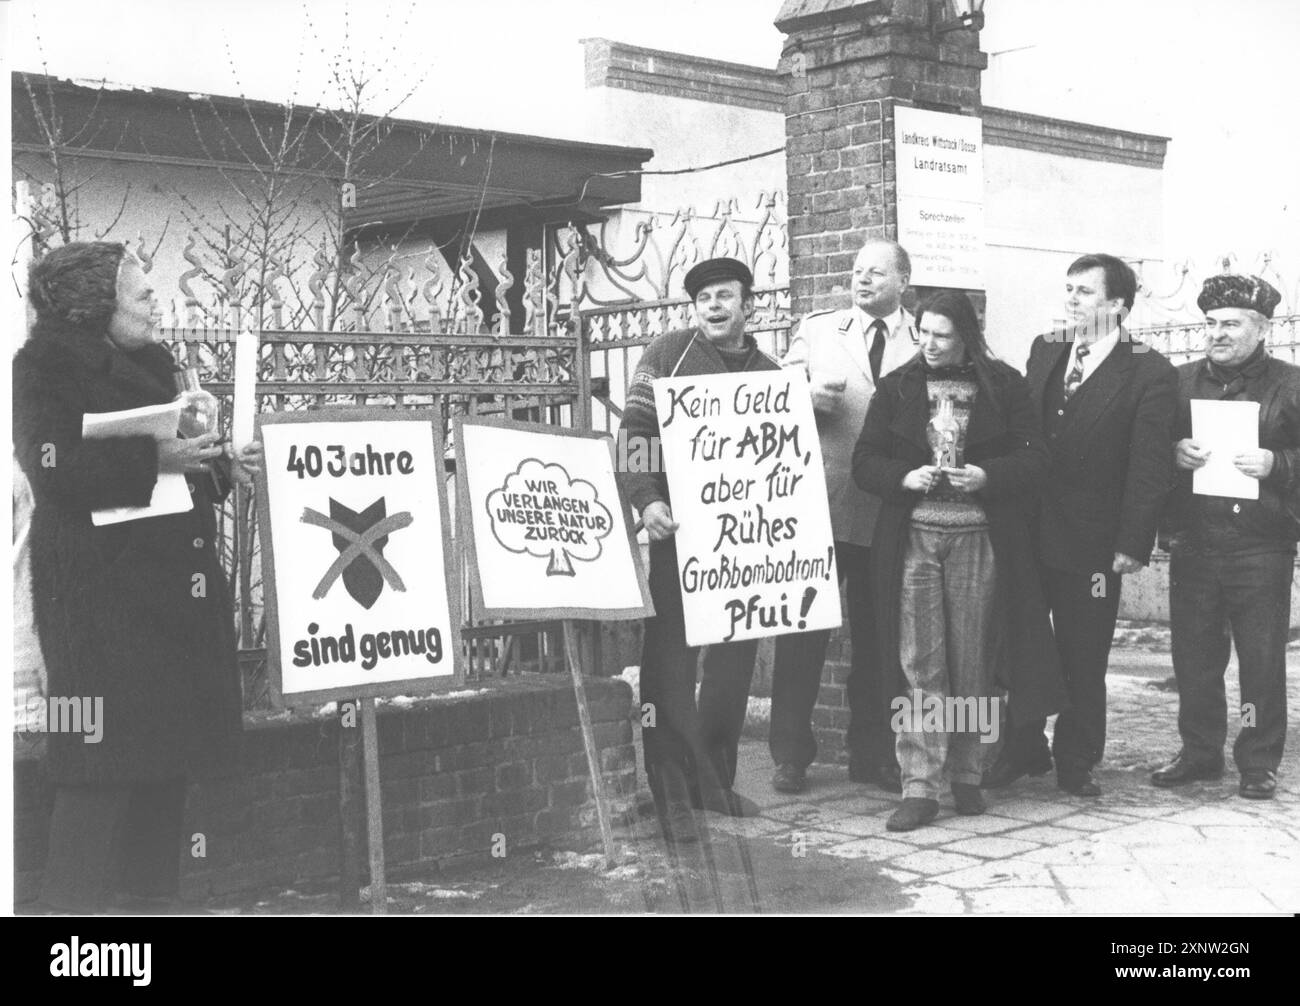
left=897, top=526, right=997, bottom=799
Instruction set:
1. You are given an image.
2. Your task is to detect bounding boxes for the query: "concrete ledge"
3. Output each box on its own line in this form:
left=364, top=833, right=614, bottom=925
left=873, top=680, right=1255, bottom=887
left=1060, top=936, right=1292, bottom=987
left=582, top=37, right=785, bottom=112
left=983, top=106, right=1168, bottom=168
left=1119, top=554, right=1300, bottom=627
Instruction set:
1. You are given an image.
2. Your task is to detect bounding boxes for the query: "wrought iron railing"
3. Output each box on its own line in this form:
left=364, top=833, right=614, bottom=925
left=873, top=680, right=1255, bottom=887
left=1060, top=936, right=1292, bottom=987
left=165, top=324, right=585, bottom=709
left=580, top=287, right=793, bottom=436
left=1132, top=314, right=1300, bottom=368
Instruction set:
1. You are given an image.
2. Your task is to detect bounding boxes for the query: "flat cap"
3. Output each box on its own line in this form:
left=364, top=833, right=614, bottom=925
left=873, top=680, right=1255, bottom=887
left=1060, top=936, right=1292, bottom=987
left=683, top=257, right=753, bottom=300
left=1197, top=274, right=1282, bottom=319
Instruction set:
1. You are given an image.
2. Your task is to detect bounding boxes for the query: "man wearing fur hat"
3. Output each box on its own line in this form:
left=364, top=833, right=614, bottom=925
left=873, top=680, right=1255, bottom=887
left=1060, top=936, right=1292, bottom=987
left=1152, top=273, right=1294, bottom=800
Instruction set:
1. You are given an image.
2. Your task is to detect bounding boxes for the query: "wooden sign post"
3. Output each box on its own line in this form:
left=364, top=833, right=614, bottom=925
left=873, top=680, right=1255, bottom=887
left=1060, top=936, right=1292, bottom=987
left=455, top=417, right=653, bottom=869
left=257, top=408, right=464, bottom=913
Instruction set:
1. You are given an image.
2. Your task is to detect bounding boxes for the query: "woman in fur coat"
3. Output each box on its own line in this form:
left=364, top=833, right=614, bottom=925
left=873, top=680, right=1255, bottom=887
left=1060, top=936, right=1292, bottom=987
left=14, top=241, right=261, bottom=912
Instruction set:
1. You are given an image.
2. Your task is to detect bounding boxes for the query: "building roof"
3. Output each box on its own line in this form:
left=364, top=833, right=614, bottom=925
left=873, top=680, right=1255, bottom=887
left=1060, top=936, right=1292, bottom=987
left=11, top=72, right=655, bottom=231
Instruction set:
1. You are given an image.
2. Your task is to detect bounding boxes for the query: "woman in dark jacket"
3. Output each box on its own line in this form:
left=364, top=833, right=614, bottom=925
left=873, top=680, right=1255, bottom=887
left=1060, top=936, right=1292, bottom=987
left=14, top=241, right=261, bottom=912
left=853, top=291, right=1066, bottom=832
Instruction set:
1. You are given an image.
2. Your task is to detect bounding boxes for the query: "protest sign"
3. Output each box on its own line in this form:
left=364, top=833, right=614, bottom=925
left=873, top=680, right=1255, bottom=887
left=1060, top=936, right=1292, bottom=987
left=653, top=369, right=840, bottom=646
left=457, top=416, right=646, bottom=867
left=257, top=408, right=462, bottom=704
left=456, top=416, right=652, bottom=621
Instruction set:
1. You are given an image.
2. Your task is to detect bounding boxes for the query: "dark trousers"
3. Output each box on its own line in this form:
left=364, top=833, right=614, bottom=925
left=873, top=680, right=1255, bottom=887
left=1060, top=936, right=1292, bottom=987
left=640, top=539, right=757, bottom=802
left=770, top=541, right=896, bottom=771
left=1170, top=547, right=1290, bottom=773
left=1007, top=566, right=1121, bottom=774
left=41, top=778, right=188, bottom=912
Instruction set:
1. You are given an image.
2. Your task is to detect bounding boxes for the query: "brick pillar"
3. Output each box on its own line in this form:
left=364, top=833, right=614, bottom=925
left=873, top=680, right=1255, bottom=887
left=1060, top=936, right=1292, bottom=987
left=774, top=1, right=988, bottom=766
left=775, top=0, right=988, bottom=318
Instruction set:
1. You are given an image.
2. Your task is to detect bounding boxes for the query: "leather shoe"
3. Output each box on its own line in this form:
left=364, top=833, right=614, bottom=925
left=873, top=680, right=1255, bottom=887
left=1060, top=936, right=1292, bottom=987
left=1057, top=770, right=1101, bottom=797
left=886, top=797, right=939, bottom=832
left=1150, top=752, right=1224, bottom=788
left=771, top=763, right=807, bottom=794
left=981, top=748, right=1052, bottom=789
left=951, top=782, right=986, bottom=815
left=1239, top=769, right=1277, bottom=800
left=695, top=787, right=760, bottom=818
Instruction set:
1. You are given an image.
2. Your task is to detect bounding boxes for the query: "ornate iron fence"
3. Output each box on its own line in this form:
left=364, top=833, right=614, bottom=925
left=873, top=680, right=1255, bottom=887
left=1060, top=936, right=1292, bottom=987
left=555, top=195, right=793, bottom=434
left=1132, top=314, right=1300, bottom=368
left=580, top=289, right=794, bottom=436
left=165, top=321, right=585, bottom=709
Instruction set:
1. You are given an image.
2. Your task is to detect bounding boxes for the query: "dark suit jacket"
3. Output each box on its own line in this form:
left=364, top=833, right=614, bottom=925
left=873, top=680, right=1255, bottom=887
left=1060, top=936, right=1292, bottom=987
left=1026, top=331, right=1178, bottom=573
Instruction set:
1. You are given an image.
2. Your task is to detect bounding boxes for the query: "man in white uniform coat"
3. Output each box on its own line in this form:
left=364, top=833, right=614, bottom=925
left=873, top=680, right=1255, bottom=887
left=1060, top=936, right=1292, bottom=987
left=769, top=239, right=918, bottom=793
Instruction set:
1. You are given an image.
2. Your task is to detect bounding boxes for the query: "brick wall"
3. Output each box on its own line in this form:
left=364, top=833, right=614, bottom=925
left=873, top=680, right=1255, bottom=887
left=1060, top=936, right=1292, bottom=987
left=982, top=107, right=1168, bottom=169
left=775, top=3, right=990, bottom=757
left=810, top=628, right=855, bottom=766
left=582, top=37, right=785, bottom=112
left=14, top=674, right=635, bottom=904
left=776, top=4, right=987, bottom=319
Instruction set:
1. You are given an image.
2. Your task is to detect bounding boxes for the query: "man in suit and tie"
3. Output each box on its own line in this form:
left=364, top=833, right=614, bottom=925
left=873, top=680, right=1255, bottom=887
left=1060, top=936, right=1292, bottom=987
left=768, top=239, right=917, bottom=794
left=986, top=253, right=1177, bottom=796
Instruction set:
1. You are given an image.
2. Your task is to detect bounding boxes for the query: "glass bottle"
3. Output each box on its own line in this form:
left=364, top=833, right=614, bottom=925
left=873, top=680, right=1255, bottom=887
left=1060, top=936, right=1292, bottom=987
left=927, top=393, right=963, bottom=470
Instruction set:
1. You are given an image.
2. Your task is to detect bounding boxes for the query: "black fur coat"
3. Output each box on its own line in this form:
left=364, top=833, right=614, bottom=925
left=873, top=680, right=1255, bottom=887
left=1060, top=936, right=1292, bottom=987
left=13, top=318, right=242, bottom=785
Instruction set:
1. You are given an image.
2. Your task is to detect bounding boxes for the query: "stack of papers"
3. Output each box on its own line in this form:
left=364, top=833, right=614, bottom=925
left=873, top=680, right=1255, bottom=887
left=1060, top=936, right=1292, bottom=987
left=1190, top=399, right=1260, bottom=500
left=82, top=401, right=194, bottom=525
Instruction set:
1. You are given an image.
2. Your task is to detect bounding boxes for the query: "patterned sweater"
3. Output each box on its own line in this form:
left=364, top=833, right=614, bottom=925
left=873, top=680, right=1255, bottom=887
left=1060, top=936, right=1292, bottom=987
left=910, top=364, right=989, bottom=530
left=619, top=329, right=779, bottom=513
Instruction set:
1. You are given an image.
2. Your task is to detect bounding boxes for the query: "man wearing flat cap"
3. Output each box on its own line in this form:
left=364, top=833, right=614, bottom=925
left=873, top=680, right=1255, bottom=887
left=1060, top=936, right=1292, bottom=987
left=617, top=256, right=776, bottom=840
left=1153, top=273, right=1295, bottom=800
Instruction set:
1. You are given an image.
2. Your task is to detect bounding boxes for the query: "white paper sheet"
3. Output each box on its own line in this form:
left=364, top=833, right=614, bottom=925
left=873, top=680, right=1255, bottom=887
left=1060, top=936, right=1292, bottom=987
left=1191, top=399, right=1260, bottom=500
left=83, top=401, right=194, bottom=525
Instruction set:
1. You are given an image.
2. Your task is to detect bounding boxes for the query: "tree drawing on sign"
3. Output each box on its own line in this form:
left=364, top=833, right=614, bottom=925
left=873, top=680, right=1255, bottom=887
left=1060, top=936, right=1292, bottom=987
left=302, top=498, right=412, bottom=608
left=486, top=460, right=613, bottom=576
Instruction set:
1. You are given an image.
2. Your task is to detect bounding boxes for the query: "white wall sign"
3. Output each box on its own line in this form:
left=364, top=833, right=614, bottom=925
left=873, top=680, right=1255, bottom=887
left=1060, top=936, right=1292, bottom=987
left=894, top=105, right=985, bottom=289
left=257, top=409, right=461, bottom=704
left=653, top=369, right=840, bottom=647
left=457, top=417, right=652, bottom=621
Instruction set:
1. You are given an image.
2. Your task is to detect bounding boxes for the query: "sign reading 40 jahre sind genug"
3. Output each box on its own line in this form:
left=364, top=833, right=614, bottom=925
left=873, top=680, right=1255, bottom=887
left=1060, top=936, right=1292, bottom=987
left=654, top=369, right=840, bottom=646
left=456, top=417, right=652, bottom=621
left=257, top=409, right=462, bottom=704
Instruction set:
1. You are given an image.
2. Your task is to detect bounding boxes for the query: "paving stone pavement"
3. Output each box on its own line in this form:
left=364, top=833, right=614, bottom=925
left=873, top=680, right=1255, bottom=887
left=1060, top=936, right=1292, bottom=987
left=214, top=649, right=1298, bottom=915
left=708, top=656, right=1300, bottom=914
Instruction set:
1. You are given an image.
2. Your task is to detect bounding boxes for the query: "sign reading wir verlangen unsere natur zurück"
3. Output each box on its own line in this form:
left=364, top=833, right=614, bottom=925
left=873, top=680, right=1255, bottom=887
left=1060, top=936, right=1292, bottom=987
left=458, top=418, right=652, bottom=621
left=654, top=370, right=841, bottom=647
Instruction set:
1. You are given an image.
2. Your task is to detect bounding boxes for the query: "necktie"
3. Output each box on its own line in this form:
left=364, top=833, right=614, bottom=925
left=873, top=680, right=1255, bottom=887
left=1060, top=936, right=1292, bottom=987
left=1063, top=343, right=1090, bottom=402
left=868, top=319, right=886, bottom=383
